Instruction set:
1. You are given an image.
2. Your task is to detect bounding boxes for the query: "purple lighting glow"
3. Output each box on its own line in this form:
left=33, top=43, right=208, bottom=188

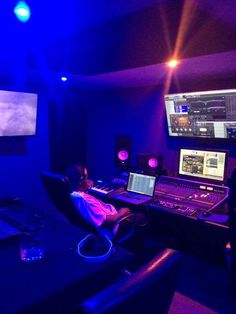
left=118, top=150, right=129, bottom=161
left=148, top=158, right=158, bottom=168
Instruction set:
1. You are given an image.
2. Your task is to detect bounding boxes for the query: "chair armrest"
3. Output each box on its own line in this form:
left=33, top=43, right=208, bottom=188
left=113, top=213, right=135, bottom=225
left=80, top=248, right=181, bottom=314
left=112, top=213, right=137, bottom=244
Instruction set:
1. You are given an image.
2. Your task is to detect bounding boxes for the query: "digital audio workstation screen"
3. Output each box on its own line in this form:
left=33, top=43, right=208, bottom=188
left=179, top=149, right=227, bottom=182
left=164, top=88, right=236, bottom=139
left=127, top=173, right=156, bottom=196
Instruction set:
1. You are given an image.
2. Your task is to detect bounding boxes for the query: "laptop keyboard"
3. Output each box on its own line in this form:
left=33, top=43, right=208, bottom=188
left=121, top=192, right=152, bottom=201
left=121, top=192, right=144, bottom=200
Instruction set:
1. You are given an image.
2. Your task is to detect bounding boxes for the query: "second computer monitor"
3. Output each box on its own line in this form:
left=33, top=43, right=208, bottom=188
left=178, top=148, right=227, bottom=183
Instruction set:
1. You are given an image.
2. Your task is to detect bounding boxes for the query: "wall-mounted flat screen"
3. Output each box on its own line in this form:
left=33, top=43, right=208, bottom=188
left=164, top=88, right=236, bottom=139
left=0, top=90, right=38, bottom=136
left=179, top=148, right=227, bottom=182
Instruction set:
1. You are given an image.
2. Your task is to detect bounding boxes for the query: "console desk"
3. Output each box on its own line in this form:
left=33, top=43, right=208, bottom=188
left=89, top=186, right=229, bottom=264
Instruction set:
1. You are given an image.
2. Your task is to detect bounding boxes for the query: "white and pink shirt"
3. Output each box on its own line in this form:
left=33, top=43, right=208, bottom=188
left=71, top=191, right=117, bottom=228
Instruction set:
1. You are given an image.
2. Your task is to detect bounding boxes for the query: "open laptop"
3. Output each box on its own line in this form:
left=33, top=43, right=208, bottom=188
left=112, top=172, right=156, bottom=205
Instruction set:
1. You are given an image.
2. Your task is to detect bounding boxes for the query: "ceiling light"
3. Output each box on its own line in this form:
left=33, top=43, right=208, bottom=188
left=14, top=1, right=31, bottom=23
left=167, top=59, right=179, bottom=68
left=61, top=76, right=68, bottom=82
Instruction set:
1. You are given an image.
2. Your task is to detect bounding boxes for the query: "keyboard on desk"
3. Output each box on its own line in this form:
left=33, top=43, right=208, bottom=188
left=89, top=181, right=124, bottom=196
left=90, top=185, right=113, bottom=195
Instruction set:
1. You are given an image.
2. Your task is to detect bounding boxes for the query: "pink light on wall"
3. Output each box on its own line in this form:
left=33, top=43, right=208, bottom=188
left=148, top=157, right=159, bottom=168
left=118, top=150, right=129, bottom=161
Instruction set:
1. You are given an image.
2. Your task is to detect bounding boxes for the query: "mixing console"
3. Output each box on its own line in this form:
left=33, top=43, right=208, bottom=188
left=148, top=176, right=229, bottom=217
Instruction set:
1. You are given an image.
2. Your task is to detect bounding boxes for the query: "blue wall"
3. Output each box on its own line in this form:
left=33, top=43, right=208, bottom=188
left=86, top=87, right=166, bottom=180
left=0, top=90, right=51, bottom=211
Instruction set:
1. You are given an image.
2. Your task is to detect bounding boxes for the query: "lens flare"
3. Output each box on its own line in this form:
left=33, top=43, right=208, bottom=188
left=14, top=1, right=31, bottom=23
left=167, top=59, right=179, bottom=68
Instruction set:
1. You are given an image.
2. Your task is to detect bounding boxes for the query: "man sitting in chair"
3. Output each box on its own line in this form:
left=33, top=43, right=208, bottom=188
left=66, top=164, right=147, bottom=235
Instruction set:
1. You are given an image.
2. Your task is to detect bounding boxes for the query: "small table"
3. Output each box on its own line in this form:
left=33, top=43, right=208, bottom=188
left=0, top=218, right=132, bottom=314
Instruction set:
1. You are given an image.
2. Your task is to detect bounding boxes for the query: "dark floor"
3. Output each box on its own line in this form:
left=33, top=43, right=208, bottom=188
left=124, top=231, right=236, bottom=314
left=174, top=253, right=236, bottom=314
left=169, top=291, right=217, bottom=313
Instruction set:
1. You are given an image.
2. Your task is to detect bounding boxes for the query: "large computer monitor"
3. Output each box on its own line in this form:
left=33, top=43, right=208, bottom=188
left=0, top=90, right=38, bottom=136
left=164, top=88, right=236, bottom=139
left=179, top=148, right=227, bottom=183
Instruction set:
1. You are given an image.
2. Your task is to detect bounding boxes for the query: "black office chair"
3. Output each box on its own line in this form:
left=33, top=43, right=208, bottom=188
left=41, top=171, right=97, bottom=233
left=40, top=170, right=136, bottom=243
left=80, top=248, right=181, bottom=314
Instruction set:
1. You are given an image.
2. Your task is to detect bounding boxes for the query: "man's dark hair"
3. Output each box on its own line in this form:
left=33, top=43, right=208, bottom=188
left=66, top=164, right=86, bottom=191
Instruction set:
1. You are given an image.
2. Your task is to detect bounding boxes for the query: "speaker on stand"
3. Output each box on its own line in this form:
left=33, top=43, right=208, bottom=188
left=113, top=136, right=132, bottom=184
left=114, top=136, right=132, bottom=169
left=136, top=153, right=167, bottom=176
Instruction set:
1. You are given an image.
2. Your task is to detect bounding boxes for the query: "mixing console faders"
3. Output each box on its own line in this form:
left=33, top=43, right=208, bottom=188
left=149, top=198, right=198, bottom=217
left=159, top=200, right=197, bottom=216
left=148, top=175, right=229, bottom=217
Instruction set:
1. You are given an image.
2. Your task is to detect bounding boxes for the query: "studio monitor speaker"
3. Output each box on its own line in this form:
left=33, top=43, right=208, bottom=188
left=114, top=135, right=132, bottom=169
left=136, top=153, right=165, bottom=175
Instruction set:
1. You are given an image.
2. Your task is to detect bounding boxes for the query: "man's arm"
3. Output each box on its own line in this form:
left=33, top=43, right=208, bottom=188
left=105, top=207, right=131, bottom=224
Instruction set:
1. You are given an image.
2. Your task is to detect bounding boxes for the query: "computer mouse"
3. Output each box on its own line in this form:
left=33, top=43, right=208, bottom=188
left=202, top=211, right=212, bottom=217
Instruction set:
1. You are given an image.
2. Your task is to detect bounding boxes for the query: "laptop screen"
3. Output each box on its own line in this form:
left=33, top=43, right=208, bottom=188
left=127, top=172, right=156, bottom=196
left=178, top=148, right=227, bottom=183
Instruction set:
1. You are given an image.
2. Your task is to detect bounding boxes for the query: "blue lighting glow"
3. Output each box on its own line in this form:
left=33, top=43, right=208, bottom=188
left=14, top=1, right=31, bottom=23
left=61, top=76, right=68, bottom=82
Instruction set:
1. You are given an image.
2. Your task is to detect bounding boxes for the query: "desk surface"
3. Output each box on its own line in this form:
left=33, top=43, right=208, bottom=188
left=89, top=175, right=229, bottom=228
left=0, top=217, right=132, bottom=314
